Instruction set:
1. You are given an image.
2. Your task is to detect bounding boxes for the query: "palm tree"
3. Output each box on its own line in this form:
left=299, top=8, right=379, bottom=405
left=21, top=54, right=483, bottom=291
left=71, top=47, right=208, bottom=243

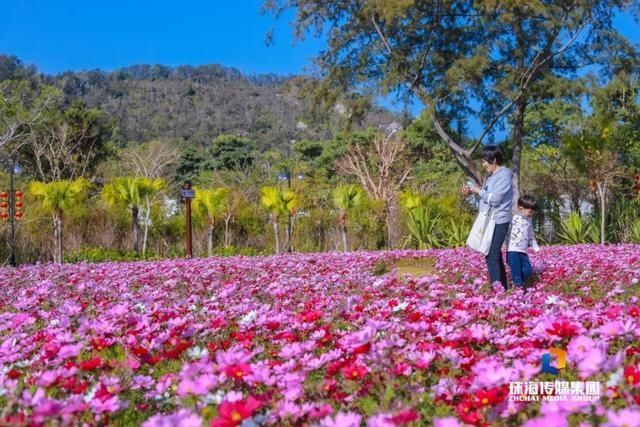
left=193, top=187, right=228, bottom=256
left=29, top=177, right=91, bottom=264
left=260, top=186, right=296, bottom=254
left=332, top=184, right=363, bottom=252
left=102, top=177, right=165, bottom=255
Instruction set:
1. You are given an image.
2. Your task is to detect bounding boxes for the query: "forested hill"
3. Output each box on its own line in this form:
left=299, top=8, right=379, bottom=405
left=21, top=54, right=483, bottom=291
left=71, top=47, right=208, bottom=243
left=1, top=56, right=399, bottom=149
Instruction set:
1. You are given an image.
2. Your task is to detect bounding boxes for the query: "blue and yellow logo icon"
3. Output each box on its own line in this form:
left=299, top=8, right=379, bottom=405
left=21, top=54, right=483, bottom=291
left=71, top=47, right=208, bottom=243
left=541, top=347, right=566, bottom=375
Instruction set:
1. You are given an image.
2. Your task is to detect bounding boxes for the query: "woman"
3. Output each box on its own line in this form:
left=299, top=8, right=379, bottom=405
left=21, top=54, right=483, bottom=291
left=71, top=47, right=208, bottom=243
left=462, top=146, right=513, bottom=289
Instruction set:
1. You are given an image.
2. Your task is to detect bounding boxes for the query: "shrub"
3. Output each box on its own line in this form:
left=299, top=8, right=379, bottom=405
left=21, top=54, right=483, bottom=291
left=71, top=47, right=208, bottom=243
left=556, top=212, right=599, bottom=244
left=66, top=248, right=144, bottom=263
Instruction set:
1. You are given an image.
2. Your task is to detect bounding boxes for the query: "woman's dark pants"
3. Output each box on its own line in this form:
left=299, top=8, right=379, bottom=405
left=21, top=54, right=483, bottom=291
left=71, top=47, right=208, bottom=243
left=485, top=222, right=509, bottom=289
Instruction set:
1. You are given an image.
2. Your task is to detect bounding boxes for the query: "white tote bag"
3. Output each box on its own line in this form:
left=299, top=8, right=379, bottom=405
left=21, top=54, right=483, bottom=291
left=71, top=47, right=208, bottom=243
left=467, top=209, right=495, bottom=256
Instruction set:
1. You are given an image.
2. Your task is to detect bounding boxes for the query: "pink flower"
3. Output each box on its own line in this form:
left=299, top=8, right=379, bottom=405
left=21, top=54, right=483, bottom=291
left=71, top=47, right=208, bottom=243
left=605, top=409, right=640, bottom=427
left=433, top=417, right=463, bottom=427
left=143, top=409, right=203, bottom=427
left=523, top=413, right=568, bottom=427
left=57, top=343, right=83, bottom=360
left=90, top=395, right=120, bottom=413
left=177, top=374, right=217, bottom=397
left=211, top=396, right=262, bottom=427
left=320, top=411, right=362, bottom=427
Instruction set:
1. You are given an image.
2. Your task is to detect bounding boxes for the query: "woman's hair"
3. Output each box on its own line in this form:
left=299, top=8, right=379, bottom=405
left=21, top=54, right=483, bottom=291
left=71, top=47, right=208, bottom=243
left=518, top=195, right=538, bottom=211
left=481, top=145, right=504, bottom=165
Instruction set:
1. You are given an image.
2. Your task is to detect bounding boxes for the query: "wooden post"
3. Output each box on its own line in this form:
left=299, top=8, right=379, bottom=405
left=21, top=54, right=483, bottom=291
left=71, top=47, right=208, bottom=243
left=182, top=181, right=194, bottom=258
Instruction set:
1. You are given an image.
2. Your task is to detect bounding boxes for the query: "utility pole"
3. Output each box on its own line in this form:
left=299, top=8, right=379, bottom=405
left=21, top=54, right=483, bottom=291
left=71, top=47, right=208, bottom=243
left=181, top=181, right=195, bottom=258
left=9, top=157, right=16, bottom=266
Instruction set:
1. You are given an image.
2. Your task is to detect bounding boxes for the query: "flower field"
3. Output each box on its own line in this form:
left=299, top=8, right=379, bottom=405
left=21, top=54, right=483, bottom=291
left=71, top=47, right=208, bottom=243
left=1, top=245, right=639, bottom=427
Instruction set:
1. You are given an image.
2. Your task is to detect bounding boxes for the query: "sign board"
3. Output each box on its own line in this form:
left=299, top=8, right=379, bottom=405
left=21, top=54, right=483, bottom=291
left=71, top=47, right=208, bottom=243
left=180, top=189, right=195, bottom=198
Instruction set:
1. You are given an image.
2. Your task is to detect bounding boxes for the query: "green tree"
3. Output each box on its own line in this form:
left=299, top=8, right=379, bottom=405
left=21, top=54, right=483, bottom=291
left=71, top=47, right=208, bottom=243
left=175, top=148, right=206, bottom=185
left=102, top=177, right=166, bottom=254
left=265, top=0, right=635, bottom=201
left=332, top=183, right=364, bottom=252
left=563, top=119, right=625, bottom=244
left=28, top=177, right=91, bottom=264
left=193, top=187, right=229, bottom=256
left=260, top=186, right=297, bottom=254
left=207, top=134, right=257, bottom=171
left=22, top=93, right=114, bottom=181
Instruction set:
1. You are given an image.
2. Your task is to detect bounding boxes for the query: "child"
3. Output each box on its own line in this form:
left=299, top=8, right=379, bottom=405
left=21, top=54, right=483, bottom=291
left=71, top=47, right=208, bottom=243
left=507, top=195, right=540, bottom=288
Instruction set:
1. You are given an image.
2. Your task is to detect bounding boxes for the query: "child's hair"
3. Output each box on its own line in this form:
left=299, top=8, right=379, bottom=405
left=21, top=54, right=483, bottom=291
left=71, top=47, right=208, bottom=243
left=518, top=195, right=538, bottom=211
left=481, top=145, right=504, bottom=165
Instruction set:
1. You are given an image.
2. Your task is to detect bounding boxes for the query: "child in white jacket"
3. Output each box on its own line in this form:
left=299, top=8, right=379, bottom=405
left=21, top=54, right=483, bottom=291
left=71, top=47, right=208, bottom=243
left=507, top=195, right=540, bottom=288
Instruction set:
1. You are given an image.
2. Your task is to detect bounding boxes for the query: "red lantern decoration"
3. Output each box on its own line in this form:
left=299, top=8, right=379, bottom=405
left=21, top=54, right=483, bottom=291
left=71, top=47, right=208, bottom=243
left=13, top=190, right=24, bottom=221
left=0, top=192, right=8, bottom=222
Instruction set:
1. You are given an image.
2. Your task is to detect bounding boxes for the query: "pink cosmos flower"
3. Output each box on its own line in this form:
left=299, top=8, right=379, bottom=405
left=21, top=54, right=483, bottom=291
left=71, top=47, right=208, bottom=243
left=142, top=409, right=203, bottom=427
left=90, top=395, right=120, bottom=413
left=177, top=374, right=217, bottom=397
left=522, top=413, right=569, bottom=427
left=433, top=417, right=463, bottom=427
left=605, top=409, right=640, bottom=427
left=320, top=411, right=362, bottom=427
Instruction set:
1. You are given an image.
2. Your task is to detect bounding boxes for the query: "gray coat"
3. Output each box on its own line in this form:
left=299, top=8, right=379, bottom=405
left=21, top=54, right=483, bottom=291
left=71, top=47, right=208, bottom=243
left=478, top=167, right=514, bottom=225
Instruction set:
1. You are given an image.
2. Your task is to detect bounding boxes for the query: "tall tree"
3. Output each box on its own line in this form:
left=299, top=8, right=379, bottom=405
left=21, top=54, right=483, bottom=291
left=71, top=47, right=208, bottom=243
left=119, top=140, right=180, bottom=180
left=0, top=81, right=52, bottom=155
left=102, top=177, right=166, bottom=254
left=265, top=0, right=636, bottom=202
left=29, top=177, right=90, bottom=264
left=260, top=186, right=297, bottom=254
left=207, top=134, right=257, bottom=171
left=332, top=183, right=364, bottom=252
left=336, top=131, right=411, bottom=247
left=20, top=90, right=114, bottom=181
left=193, top=187, right=228, bottom=256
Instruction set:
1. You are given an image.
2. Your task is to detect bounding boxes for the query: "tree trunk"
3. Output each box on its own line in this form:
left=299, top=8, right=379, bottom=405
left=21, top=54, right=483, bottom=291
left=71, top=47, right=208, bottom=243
left=597, top=182, right=606, bottom=244
left=53, top=210, right=63, bottom=264
left=511, top=98, right=527, bottom=208
left=207, top=218, right=214, bottom=257
left=432, top=116, right=483, bottom=185
left=223, top=215, right=231, bottom=247
left=132, top=206, right=140, bottom=254
left=142, top=198, right=151, bottom=258
left=338, top=210, right=349, bottom=252
left=341, top=225, right=349, bottom=252
left=273, top=214, right=280, bottom=254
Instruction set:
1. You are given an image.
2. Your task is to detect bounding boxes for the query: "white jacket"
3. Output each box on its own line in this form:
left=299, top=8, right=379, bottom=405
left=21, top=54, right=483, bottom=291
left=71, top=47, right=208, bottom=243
left=507, top=214, right=540, bottom=253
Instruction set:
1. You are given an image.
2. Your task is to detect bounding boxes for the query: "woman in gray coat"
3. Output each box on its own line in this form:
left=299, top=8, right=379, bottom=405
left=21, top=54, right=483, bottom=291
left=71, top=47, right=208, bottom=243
left=462, top=146, right=514, bottom=289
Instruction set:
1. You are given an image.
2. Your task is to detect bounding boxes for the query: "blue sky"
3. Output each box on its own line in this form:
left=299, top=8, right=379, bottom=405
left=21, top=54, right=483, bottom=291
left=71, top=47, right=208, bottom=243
left=0, top=0, right=324, bottom=76
left=1, top=1, right=638, bottom=120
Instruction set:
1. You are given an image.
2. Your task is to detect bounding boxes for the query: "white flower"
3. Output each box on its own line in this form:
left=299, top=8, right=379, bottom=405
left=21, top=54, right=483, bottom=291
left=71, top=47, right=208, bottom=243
left=606, top=368, right=623, bottom=387
left=392, top=301, right=409, bottom=312
left=84, top=383, right=99, bottom=403
left=134, top=302, right=146, bottom=313
left=545, top=295, right=560, bottom=305
left=201, top=389, right=225, bottom=405
left=240, top=310, right=257, bottom=325
left=187, top=346, right=208, bottom=360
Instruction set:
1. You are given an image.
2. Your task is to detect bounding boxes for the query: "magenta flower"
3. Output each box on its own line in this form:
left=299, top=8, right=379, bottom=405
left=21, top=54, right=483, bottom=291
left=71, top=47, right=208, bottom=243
left=605, top=409, right=640, bottom=427
left=320, top=411, right=362, bottom=427
left=142, top=409, right=203, bottom=427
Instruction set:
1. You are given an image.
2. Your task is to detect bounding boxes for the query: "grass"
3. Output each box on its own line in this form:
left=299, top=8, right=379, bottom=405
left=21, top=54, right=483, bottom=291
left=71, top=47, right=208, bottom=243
left=392, top=257, right=436, bottom=278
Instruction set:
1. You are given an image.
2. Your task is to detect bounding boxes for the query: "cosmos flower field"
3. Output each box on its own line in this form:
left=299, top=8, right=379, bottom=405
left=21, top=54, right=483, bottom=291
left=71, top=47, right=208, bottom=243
left=1, top=245, right=639, bottom=426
